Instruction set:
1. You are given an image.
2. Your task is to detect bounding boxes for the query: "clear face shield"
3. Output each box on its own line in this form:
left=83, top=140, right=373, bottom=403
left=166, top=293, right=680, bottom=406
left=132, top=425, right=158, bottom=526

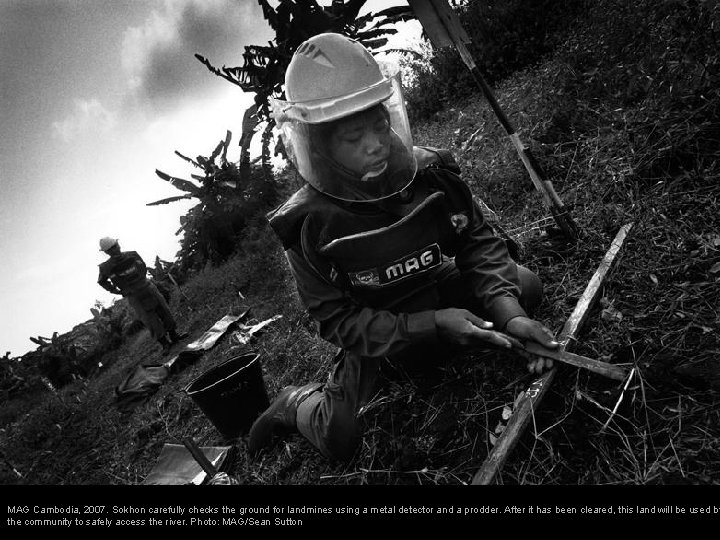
left=271, top=64, right=417, bottom=202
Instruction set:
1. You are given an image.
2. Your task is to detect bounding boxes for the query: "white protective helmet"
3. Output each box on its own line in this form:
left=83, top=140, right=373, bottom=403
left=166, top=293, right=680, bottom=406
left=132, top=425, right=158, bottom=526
left=99, top=237, right=118, bottom=252
left=271, top=33, right=416, bottom=202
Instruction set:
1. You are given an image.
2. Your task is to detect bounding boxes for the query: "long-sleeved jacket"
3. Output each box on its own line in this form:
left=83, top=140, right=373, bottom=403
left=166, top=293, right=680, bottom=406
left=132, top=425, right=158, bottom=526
left=97, top=251, right=148, bottom=295
left=268, top=147, right=527, bottom=359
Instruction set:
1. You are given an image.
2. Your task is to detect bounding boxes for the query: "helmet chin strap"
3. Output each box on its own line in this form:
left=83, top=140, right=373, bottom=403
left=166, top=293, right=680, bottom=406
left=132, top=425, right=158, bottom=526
left=313, top=147, right=364, bottom=181
left=324, top=152, right=389, bottom=186
left=361, top=162, right=388, bottom=182
left=307, top=127, right=413, bottom=202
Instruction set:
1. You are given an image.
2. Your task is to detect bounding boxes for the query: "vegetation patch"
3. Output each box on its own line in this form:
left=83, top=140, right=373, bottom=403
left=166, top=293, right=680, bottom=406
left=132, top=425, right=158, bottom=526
left=1, top=0, right=718, bottom=486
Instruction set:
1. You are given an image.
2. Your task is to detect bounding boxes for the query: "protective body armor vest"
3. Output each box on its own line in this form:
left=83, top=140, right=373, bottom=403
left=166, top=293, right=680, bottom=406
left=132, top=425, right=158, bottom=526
left=98, top=251, right=148, bottom=293
left=269, top=148, right=475, bottom=311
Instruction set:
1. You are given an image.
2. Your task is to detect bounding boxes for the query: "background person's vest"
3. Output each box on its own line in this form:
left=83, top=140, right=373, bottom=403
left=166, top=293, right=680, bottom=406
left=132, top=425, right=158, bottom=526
left=99, top=252, right=148, bottom=293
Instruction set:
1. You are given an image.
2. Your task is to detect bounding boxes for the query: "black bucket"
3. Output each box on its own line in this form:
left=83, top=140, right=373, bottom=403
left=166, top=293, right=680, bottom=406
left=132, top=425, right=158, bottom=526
left=185, top=352, right=270, bottom=439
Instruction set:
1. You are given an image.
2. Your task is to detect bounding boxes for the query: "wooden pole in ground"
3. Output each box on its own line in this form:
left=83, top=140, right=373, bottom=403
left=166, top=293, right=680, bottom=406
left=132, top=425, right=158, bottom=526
left=407, top=0, right=579, bottom=241
left=472, top=222, right=634, bottom=485
left=181, top=437, right=218, bottom=478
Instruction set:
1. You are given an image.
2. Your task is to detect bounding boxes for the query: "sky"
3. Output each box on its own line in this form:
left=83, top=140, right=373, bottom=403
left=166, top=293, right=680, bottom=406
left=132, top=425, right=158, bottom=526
left=0, top=0, right=421, bottom=357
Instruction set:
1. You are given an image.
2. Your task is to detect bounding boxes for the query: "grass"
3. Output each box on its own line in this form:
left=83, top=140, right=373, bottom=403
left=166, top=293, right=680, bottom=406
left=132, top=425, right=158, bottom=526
left=1, top=0, right=719, bottom=486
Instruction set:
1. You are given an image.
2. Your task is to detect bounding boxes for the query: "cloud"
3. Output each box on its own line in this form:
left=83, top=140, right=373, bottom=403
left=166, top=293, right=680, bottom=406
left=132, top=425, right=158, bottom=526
left=121, top=0, right=270, bottom=110
left=51, top=98, right=117, bottom=142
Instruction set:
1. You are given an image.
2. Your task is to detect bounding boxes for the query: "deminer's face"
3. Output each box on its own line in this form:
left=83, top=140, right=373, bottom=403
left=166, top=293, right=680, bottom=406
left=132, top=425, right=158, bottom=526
left=327, top=106, right=392, bottom=180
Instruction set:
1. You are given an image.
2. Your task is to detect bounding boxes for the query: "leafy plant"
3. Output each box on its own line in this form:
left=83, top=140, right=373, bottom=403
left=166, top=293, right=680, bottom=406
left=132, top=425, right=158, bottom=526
left=194, top=0, right=415, bottom=168
left=0, top=352, right=32, bottom=401
left=149, top=131, right=278, bottom=276
left=147, top=256, right=180, bottom=299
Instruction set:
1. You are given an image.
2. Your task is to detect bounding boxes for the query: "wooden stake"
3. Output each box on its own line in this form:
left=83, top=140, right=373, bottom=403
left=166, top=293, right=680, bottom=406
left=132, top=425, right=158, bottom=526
left=181, top=437, right=218, bottom=478
left=472, top=223, right=634, bottom=485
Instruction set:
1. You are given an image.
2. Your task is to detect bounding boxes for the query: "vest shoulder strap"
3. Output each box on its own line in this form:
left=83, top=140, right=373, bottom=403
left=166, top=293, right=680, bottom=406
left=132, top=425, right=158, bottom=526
left=268, top=148, right=462, bottom=249
left=413, top=146, right=461, bottom=175
left=267, top=184, right=334, bottom=250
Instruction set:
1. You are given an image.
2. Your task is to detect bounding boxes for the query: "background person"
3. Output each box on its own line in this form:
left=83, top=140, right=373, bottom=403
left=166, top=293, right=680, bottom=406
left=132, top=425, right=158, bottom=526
left=97, top=237, right=181, bottom=354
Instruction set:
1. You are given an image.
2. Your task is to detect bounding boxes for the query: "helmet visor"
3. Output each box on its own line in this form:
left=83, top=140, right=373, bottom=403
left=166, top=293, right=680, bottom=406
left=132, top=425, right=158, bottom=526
left=272, top=66, right=416, bottom=202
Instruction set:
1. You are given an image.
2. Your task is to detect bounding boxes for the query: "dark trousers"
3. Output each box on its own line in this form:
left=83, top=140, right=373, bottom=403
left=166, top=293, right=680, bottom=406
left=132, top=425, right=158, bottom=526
left=127, top=281, right=176, bottom=342
left=296, top=263, right=543, bottom=461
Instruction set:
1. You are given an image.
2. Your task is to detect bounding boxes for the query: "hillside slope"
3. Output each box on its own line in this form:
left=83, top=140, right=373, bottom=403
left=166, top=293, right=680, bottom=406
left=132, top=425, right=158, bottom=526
left=2, top=0, right=718, bottom=486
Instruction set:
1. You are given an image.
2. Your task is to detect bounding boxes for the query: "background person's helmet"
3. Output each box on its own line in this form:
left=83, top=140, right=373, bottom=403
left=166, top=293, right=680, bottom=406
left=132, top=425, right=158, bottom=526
left=99, top=237, right=118, bottom=252
left=271, top=33, right=416, bottom=202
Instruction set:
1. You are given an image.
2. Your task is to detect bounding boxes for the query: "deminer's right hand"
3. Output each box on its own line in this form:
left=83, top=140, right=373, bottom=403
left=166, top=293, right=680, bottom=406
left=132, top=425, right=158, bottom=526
left=435, top=308, right=520, bottom=349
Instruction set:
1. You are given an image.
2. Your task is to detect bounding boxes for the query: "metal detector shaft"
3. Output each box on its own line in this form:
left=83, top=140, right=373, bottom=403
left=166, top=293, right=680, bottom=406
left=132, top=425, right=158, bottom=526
left=407, top=0, right=579, bottom=241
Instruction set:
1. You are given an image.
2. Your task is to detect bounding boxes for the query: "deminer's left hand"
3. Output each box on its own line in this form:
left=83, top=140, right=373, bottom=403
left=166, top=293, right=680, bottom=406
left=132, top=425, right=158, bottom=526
left=505, top=316, right=559, bottom=374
